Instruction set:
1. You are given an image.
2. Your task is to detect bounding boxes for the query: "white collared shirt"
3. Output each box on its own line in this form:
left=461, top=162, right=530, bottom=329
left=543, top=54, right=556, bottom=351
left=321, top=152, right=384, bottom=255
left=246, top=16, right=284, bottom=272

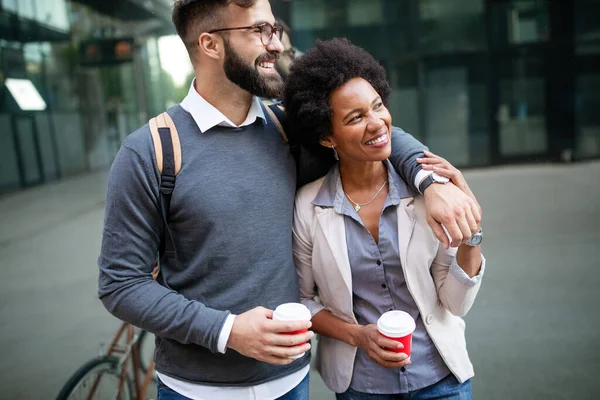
left=180, top=79, right=266, bottom=133
left=156, top=79, right=309, bottom=400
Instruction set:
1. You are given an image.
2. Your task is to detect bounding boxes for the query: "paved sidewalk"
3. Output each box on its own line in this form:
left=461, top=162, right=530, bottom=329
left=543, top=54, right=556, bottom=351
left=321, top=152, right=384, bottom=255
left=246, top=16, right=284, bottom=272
left=0, top=162, right=599, bottom=399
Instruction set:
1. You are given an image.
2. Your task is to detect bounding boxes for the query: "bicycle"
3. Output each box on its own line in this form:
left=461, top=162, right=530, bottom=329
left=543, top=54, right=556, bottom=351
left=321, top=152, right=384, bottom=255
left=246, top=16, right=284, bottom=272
left=56, top=322, right=156, bottom=400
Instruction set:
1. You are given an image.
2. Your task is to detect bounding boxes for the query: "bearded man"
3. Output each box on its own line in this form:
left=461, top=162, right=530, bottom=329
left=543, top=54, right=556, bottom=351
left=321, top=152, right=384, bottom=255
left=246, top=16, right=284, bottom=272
left=97, top=1, right=480, bottom=399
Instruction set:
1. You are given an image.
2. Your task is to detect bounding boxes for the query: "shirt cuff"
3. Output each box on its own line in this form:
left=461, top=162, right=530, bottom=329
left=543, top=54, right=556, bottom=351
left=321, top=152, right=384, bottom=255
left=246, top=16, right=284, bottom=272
left=449, top=255, right=486, bottom=288
left=217, top=313, right=236, bottom=354
left=415, top=170, right=433, bottom=194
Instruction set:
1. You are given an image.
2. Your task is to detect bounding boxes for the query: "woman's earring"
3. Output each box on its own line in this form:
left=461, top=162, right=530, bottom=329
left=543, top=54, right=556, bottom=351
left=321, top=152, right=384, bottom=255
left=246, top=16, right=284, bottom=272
left=332, top=145, right=339, bottom=161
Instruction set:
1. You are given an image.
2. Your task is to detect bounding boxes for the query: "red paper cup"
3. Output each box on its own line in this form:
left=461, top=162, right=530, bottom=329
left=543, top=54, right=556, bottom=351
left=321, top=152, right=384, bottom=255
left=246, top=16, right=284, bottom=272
left=377, top=310, right=416, bottom=356
left=272, top=303, right=312, bottom=359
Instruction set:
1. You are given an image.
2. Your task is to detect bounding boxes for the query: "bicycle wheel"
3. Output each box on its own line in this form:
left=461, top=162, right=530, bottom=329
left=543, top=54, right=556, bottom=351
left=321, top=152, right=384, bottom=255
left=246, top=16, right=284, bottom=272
left=56, top=355, right=133, bottom=400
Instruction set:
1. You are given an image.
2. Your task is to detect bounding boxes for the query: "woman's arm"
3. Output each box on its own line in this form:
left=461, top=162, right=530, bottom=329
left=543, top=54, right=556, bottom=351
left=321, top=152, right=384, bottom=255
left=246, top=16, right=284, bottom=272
left=456, top=244, right=482, bottom=278
left=311, top=310, right=411, bottom=369
left=422, top=152, right=486, bottom=316
left=430, top=243, right=485, bottom=317
left=311, top=309, right=362, bottom=347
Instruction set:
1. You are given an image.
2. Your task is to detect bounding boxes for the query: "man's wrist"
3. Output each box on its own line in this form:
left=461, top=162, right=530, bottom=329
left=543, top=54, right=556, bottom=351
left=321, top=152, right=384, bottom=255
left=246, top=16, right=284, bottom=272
left=419, top=172, right=450, bottom=194
left=217, top=313, right=236, bottom=354
left=415, top=170, right=433, bottom=194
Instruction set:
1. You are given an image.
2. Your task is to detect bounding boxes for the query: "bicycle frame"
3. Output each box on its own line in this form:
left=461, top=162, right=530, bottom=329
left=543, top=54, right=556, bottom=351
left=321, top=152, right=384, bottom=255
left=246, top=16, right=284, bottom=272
left=87, top=322, right=156, bottom=400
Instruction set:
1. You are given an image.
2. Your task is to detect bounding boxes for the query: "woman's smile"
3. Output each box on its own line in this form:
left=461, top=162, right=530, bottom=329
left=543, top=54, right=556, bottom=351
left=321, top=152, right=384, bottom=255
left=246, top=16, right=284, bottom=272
left=364, top=130, right=389, bottom=147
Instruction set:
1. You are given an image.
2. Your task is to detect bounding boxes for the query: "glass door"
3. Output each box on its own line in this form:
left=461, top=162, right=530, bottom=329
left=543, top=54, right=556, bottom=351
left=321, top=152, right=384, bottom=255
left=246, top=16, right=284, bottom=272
left=495, top=53, right=548, bottom=159
left=421, top=54, right=490, bottom=167
left=13, top=114, right=44, bottom=186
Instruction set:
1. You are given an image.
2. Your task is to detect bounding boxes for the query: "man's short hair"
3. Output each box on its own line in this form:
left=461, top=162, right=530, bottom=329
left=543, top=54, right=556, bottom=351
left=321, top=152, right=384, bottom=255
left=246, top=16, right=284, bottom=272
left=172, top=0, right=257, bottom=58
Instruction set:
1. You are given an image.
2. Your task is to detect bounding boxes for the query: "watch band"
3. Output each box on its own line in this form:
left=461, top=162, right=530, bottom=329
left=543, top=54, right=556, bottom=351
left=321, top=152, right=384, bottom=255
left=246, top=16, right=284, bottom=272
left=419, top=174, right=435, bottom=194
left=419, top=172, right=449, bottom=194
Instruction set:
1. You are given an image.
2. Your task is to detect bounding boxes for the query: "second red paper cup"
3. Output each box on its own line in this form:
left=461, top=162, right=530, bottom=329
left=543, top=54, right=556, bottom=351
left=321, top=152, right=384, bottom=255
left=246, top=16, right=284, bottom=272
left=377, top=310, right=416, bottom=356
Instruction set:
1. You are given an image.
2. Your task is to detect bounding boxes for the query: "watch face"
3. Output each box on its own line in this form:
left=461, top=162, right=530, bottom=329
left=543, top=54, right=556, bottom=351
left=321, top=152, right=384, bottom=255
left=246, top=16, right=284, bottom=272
left=470, top=234, right=483, bottom=246
left=432, top=172, right=450, bottom=184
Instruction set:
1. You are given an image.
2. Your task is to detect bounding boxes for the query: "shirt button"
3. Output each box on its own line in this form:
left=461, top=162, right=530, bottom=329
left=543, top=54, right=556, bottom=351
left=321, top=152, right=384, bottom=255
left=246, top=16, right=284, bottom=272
left=401, top=367, right=406, bottom=373
left=425, top=314, right=434, bottom=325
left=376, top=260, right=382, bottom=266
left=381, top=283, right=387, bottom=289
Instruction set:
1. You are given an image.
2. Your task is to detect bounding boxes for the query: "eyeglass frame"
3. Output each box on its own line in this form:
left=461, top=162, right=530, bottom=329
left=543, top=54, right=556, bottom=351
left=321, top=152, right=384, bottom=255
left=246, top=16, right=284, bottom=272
left=208, top=22, right=284, bottom=46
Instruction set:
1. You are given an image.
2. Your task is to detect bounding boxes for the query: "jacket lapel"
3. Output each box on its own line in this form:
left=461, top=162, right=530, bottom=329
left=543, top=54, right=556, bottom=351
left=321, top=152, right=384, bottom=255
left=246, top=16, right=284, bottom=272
left=315, top=206, right=353, bottom=294
left=397, top=197, right=417, bottom=272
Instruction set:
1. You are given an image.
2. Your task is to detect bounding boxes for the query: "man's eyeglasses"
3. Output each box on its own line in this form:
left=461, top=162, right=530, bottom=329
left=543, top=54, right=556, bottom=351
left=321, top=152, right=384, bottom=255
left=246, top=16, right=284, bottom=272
left=208, top=22, right=284, bottom=46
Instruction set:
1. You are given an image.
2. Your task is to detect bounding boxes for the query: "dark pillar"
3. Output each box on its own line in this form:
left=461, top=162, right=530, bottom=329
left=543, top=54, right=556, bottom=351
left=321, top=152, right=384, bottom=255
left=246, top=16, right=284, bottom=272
left=546, top=0, right=576, bottom=161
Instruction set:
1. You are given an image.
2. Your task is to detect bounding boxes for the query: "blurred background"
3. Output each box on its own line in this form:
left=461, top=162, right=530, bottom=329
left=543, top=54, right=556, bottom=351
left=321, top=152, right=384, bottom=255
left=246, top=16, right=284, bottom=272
left=0, top=0, right=599, bottom=399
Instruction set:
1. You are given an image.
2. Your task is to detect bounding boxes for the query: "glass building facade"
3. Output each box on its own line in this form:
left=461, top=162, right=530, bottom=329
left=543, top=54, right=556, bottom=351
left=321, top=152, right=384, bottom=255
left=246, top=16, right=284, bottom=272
left=1, top=0, right=598, bottom=193
left=0, top=0, right=179, bottom=193
left=273, top=0, right=600, bottom=167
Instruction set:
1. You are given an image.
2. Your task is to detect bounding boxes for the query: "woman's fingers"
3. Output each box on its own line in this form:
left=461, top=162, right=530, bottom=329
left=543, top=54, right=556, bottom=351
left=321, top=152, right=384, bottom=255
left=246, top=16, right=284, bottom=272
left=417, top=151, right=446, bottom=166
left=423, top=150, right=443, bottom=160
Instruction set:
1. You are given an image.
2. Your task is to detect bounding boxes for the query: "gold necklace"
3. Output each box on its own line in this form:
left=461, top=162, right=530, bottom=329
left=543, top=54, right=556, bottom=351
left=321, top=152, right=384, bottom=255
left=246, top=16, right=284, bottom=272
left=344, top=181, right=388, bottom=212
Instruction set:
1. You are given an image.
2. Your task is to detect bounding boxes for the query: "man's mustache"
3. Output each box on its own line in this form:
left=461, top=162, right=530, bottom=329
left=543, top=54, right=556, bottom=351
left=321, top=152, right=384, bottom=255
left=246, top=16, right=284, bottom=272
left=255, top=51, right=280, bottom=64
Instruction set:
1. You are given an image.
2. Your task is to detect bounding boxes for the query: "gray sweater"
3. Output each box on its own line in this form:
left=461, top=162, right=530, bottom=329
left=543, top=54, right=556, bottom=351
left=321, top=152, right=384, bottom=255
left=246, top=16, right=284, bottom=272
left=97, top=105, right=426, bottom=385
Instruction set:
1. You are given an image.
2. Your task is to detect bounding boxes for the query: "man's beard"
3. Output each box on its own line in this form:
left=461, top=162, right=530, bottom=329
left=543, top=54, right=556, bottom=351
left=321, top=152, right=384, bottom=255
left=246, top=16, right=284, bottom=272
left=223, top=38, right=284, bottom=99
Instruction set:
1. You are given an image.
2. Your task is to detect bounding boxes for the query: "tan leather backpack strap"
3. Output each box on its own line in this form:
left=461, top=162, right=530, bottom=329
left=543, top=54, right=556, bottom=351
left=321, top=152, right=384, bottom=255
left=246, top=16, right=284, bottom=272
left=149, top=116, right=164, bottom=173
left=263, top=101, right=288, bottom=143
left=149, top=112, right=182, bottom=175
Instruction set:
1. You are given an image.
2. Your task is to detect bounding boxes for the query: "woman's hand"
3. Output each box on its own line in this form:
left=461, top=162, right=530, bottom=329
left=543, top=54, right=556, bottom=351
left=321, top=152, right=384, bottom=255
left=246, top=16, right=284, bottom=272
left=356, top=324, right=412, bottom=369
left=418, top=151, right=482, bottom=225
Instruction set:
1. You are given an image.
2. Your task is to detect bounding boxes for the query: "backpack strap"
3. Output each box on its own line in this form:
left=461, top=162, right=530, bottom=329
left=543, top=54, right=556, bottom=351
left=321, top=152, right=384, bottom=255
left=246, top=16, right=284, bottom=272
left=263, top=103, right=288, bottom=142
left=263, top=103, right=301, bottom=168
left=149, top=112, right=181, bottom=260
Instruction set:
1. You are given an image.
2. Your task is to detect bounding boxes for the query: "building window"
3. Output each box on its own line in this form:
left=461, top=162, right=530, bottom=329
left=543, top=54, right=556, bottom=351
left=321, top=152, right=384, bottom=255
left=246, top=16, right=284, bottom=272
left=291, top=0, right=327, bottom=30
left=419, top=0, right=486, bottom=54
left=388, top=61, right=420, bottom=140
left=347, top=0, right=382, bottom=27
left=490, top=0, right=549, bottom=47
left=575, top=0, right=600, bottom=54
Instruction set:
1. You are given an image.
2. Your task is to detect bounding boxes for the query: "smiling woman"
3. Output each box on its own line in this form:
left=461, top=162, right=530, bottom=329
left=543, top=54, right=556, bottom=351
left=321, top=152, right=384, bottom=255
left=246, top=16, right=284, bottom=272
left=285, top=38, right=486, bottom=399
left=283, top=38, right=391, bottom=170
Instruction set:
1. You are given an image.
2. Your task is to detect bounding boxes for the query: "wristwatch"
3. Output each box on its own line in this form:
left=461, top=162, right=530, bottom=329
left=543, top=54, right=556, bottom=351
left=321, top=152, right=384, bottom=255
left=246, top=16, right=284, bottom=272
left=464, top=228, right=483, bottom=246
left=419, top=172, right=450, bottom=194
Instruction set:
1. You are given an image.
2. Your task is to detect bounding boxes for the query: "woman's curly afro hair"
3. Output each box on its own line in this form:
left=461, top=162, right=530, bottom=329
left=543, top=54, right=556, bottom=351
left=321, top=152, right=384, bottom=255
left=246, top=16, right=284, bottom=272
left=283, top=38, right=391, bottom=164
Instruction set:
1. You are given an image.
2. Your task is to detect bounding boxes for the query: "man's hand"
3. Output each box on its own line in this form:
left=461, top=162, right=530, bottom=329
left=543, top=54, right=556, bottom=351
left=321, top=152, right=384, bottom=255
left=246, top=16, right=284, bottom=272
left=227, top=307, right=313, bottom=365
left=356, top=324, right=411, bottom=369
left=418, top=151, right=481, bottom=248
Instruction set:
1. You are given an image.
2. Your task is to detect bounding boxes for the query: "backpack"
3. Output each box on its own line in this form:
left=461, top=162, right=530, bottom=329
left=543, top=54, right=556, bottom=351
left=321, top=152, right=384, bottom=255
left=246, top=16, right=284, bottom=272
left=148, top=103, right=293, bottom=262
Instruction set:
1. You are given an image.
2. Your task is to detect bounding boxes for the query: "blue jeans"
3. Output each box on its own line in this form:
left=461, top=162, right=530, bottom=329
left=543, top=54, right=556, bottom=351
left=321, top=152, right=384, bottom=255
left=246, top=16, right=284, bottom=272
left=335, top=374, right=472, bottom=400
left=157, top=372, right=310, bottom=400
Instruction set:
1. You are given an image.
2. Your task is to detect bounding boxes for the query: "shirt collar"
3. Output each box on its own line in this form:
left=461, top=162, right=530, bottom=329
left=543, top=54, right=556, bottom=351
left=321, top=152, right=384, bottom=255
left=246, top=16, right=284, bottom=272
left=312, top=160, right=416, bottom=214
left=180, top=79, right=266, bottom=133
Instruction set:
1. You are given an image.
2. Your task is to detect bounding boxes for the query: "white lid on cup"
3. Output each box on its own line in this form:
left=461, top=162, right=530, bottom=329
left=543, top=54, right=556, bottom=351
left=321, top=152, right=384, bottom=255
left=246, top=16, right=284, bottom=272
left=273, top=303, right=312, bottom=321
left=377, top=310, right=416, bottom=338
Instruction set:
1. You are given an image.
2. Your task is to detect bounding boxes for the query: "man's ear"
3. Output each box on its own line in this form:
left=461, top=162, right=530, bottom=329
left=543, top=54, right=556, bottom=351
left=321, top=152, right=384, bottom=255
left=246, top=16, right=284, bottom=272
left=198, top=32, right=222, bottom=61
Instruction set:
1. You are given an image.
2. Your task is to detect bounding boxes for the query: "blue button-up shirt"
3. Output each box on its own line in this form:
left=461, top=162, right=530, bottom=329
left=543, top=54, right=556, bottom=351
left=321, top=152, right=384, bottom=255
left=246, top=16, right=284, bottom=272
left=312, top=160, right=451, bottom=394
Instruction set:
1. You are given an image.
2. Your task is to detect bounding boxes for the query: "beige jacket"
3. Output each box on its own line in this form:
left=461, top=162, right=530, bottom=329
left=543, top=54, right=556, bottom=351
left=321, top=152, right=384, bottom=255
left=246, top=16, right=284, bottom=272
left=292, top=177, right=485, bottom=393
